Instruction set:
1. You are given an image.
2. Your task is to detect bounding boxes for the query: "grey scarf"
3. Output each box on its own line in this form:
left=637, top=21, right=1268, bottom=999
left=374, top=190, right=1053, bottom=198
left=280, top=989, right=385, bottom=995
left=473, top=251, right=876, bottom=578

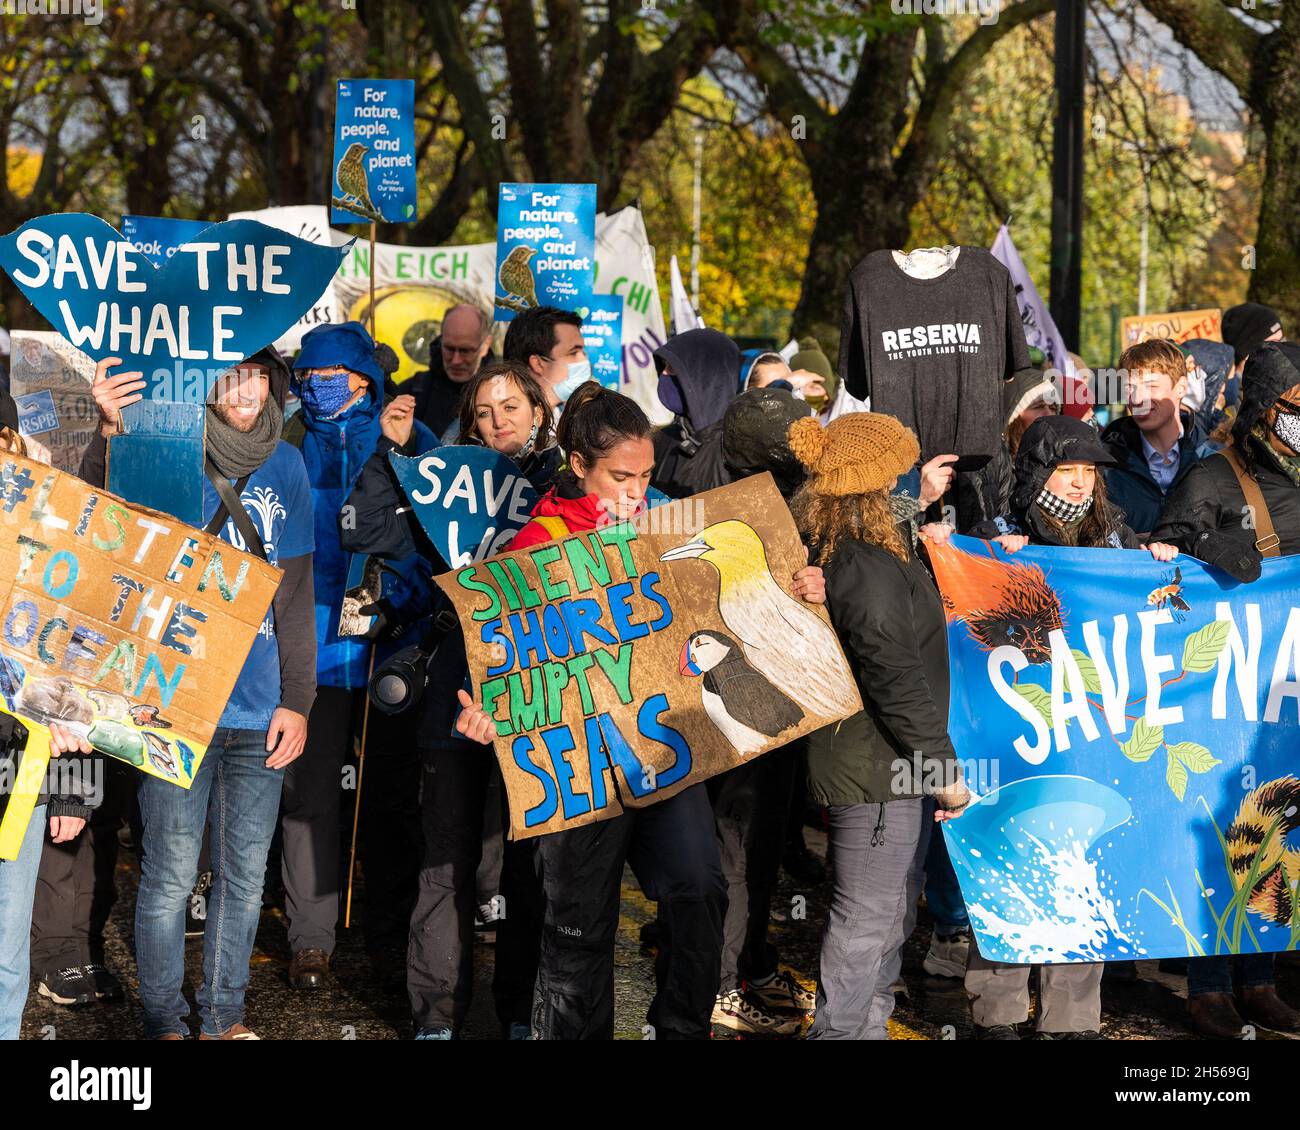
left=205, top=397, right=283, bottom=479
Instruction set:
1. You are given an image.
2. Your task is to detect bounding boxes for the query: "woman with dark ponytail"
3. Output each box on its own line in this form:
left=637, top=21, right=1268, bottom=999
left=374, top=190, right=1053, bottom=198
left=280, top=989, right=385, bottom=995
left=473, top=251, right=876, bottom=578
left=456, top=383, right=827, bottom=1039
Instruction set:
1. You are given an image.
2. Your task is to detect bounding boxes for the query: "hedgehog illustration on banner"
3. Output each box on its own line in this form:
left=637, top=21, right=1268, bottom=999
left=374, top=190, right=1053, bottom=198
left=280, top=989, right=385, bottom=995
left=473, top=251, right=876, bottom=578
left=926, top=538, right=1064, bottom=665
left=1226, top=775, right=1300, bottom=927
left=661, top=520, right=860, bottom=720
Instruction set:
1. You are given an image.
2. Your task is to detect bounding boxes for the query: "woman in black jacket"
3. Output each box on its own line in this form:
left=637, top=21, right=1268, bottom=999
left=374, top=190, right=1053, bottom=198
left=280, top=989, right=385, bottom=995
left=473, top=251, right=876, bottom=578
left=340, top=360, right=561, bottom=1040
left=971, top=413, right=1178, bottom=558
left=1150, top=341, right=1300, bottom=1040
left=965, top=413, right=1175, bottom=1039
left=786, top=411, right=969, bottom=1041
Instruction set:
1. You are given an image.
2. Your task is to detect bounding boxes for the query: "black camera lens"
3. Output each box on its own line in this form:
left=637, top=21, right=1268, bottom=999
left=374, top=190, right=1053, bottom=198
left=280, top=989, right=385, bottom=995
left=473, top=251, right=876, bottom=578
left=368, top=645, right=430, bottom=716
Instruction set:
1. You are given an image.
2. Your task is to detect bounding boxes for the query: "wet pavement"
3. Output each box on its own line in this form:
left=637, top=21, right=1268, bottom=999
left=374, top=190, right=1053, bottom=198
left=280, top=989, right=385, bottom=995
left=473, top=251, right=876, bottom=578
left=19, top=824, right=1300, bottom=1041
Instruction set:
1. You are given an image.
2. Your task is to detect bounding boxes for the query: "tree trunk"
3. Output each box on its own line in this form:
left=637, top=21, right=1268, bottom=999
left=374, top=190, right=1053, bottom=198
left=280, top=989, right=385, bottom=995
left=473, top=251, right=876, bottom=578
left=791, top=167, right=914, bottom=353
left=1248, top=8, right=1300, bottom=330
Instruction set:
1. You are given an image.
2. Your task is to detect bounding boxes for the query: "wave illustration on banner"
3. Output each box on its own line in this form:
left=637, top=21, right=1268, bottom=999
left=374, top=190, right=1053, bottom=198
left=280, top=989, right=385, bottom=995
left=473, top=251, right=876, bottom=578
left=928, top=535, right=1300, bottom=964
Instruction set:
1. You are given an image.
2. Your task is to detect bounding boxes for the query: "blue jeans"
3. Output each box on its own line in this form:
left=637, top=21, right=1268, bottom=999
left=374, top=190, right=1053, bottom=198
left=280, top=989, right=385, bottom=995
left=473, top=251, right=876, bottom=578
left=1186, top=953, right=1275, bottom=997
left=0, top=803, right=47, bottom=1040
left=923, top=823, right=969, bottom=936
left=135, top=728, right=283, bottom=1038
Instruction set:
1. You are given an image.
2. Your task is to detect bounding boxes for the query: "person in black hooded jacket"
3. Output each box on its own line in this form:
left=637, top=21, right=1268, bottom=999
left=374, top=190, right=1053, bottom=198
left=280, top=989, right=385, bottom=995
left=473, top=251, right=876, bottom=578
left=651, top=328, right=739, bottom=498
left=1149, top=341, right=1300, bottom=1041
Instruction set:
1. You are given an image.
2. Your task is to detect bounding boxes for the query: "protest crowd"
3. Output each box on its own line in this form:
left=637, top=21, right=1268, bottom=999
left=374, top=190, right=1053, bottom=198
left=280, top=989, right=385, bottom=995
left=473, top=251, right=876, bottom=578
left=0, top=228, right=1297, bottom=1044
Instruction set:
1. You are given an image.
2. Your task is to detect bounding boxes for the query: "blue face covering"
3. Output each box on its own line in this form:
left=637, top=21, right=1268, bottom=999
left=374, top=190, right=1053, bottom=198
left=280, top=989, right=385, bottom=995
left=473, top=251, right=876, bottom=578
left=554, top=360, right=592, bottom=403
left=296, top=371, right=362, bottom=420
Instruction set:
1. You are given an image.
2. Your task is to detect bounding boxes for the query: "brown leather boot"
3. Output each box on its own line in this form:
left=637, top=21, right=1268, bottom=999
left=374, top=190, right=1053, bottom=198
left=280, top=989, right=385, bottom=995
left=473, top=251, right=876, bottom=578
left=1237, top=985, right=1300, bottom=1033
left=1188, top=992, right=1248, bottom=1039
left=288, top=947, right=330, bottom=990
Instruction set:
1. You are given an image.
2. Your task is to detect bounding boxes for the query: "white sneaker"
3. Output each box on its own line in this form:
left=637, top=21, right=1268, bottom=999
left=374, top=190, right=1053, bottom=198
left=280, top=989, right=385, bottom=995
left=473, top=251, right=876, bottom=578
left=749, top=967, right=816, bottom=1013
left=712, top=989, right=801, bottom=1036
left=923, top=929, right=971, bottom=978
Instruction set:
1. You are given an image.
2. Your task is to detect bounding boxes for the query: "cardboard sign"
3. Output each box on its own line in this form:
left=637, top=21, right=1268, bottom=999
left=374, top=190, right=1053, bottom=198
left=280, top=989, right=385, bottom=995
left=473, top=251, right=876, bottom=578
left=929, top=535, right=1299, bottom=963
left=121, top=215, right=213, bottom=268
left=8, top=331, right=98, bottom=476
left=580, top=294, right=624, bottom=389
left=331, top=79, right=417, bottom=225
left=0, top=214, right=352, bottom=405
left=434, top=475, right=863, bottom=838
left=0, top=453, right=280, bottom=855
left=494, top=183, right=596, bottom=321
left=390, top=446, right=539, bottom=568
left=1121, top=308, right=1221, bottom=349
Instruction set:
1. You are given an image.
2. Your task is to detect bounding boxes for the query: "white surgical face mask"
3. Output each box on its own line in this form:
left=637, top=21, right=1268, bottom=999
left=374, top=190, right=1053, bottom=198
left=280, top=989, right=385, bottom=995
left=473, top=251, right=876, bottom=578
left=554, top=360, right=592, bottom=403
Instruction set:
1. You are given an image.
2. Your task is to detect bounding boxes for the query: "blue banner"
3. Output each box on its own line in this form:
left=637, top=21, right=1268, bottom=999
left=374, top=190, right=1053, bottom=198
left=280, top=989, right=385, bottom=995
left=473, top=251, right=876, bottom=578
left=0, top=214, right=352, bottom=404
left=390, top=447, right=541, bottom=568
left=121, top=215, right=213, bottom=268
left=494, top=183, right=596, bottom=322
left=332, top=79, right=417, bottom=225
left=579, top=294, right=624, bottom=389
left=929, top=536, right=1299, bottom=964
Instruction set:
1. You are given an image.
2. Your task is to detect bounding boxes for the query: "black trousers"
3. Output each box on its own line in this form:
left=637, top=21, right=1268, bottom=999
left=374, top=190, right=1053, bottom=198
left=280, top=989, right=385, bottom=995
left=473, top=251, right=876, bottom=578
left=709, top=744, right=798, bottom=991
left=533, top=783, right=726, bottom=1040
left=29, top=760, right=136, bottom=976
left=281, top=687, right=359, bottom=956
left=407, top=738, right=542, bottom=1034
left=355, top=709, right=423, bottom=957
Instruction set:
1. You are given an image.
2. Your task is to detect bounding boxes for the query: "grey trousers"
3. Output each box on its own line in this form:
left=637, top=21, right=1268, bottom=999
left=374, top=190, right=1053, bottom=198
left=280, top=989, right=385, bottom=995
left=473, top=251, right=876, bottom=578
left=281, top=687, right=358, bottom=956
left=965, top=947, right=1103, bottom=1032
left=807, top=799, right=929, bottom=1040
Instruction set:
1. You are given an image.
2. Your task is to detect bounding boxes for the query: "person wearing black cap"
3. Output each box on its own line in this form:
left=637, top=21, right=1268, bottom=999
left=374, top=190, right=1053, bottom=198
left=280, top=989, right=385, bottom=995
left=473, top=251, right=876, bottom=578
left=1151, top=343, right=1300, bottom=1040
left=965, top=414, right=1177, bottom=1039
left=1221, top=302, right=1283, bottom=371
left=82, top=351, right=316, bottom=1039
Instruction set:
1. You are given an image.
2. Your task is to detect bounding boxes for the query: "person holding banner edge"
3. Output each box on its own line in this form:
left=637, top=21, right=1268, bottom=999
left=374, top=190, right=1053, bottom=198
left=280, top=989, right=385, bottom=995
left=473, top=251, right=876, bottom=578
left=82, top=349, right=316, bottom=1040
left=453, top=382, right=830, bottom=1039
left=966, top=413, right=1178, bottom=1038
left=1151, top=339, right=1300, bottom=1039
left=340, top=360, right=561, bottom=1039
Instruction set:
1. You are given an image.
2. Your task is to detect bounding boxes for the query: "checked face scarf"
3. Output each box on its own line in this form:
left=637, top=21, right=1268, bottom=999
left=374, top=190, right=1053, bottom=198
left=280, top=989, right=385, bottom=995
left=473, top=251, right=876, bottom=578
left=1035, top=484, right=1093, bottom=524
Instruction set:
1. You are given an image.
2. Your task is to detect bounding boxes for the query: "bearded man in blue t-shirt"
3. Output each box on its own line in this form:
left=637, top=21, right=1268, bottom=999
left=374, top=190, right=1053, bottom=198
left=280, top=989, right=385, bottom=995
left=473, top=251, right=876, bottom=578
left=83, top=345, right=316, bottom=1040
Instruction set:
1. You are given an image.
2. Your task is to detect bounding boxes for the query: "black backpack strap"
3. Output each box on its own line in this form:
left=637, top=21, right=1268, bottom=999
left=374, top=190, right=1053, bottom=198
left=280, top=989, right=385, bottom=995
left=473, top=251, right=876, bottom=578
left=203, top=461, right=266, bottom=561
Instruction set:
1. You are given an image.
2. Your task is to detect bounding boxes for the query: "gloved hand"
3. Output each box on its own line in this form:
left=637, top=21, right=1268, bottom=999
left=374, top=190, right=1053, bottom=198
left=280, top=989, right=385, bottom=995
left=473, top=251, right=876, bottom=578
left=1193, top=529, right=1262, bottom=583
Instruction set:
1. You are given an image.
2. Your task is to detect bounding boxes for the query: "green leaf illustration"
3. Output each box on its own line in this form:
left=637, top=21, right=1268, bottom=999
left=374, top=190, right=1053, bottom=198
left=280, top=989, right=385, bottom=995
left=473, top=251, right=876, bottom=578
left=1015, top=682, right=1053, bottom=728
left=1070, top=648, right=1102, bottom=694
left=1181, top=620, right=1232, bottom=673
left=1166, top=749, right=1189, bottom=801
left=1167, top=741, right=1222, bottom=775
left=1120, top=717, right=1163, bottom=762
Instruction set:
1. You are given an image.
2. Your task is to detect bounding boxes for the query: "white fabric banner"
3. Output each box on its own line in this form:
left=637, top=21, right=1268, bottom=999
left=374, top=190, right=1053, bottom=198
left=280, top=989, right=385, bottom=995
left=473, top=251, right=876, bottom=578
left=233, top=204, right=670, bottom=422
left=669, top=254, right=703, bottom=337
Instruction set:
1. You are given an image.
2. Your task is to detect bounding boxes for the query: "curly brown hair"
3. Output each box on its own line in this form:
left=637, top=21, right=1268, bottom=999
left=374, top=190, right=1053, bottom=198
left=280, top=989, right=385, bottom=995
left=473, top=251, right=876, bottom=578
left=790, top=484, right=908, bottom=564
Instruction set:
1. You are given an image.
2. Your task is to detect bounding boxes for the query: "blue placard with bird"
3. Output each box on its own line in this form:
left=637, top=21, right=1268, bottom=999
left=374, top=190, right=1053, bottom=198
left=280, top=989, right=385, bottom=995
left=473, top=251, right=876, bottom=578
left=331, top=79, right=417, bottom=226
left=493, top=183, right=596, bottom=321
